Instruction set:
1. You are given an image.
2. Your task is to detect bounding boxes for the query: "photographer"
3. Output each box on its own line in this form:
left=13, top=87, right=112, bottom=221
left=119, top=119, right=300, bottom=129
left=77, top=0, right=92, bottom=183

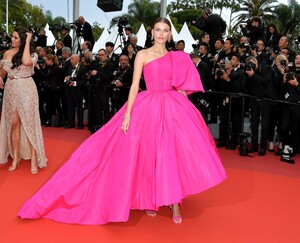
left=64, top=54, right=87, bottom=129
left=35, top=54, right=65, bottom=127
left=250, top=39, right=269, bottom=66
left=88, top=49, right=114, bottom=131
left=110, top=55, right=133, bottom=113
left=190, top=53, right=212, bottom=123
left=105, top=42, right=119, bottom=68
left=216, top=52, right=247, bottom=149
left=31, top=28, right=47, bottom=48
left=240, top=16, right=264, bottom=45
left=71, top=16, right=95, bottom=49
left=245, top=56, right=277, bottom=156
left=57, top=26, right=72, bottom=49
left=191, top=9, right=226, bottom=53
left=276, top=54, right=300, bottom=163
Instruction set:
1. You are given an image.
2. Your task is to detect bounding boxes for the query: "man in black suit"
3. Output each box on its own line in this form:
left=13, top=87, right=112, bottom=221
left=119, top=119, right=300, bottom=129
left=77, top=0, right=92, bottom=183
left=64, top=54, right=87, bottom=129
left=245, top=56, right=277, bottom=156
left=89, top=49, right=115, bottom=131
left=76, top=16, right=95, bottom=49
left=216, top=52, right=247, bottom=149
left=58, top=26, right=72, bottom=49
left=192, top=9, right=226, bottom=53
left=105, top=42, right=119, bottom=68
left=110, top=55, right=133, bottom=113
left=190, top=53, right=212, bottom=123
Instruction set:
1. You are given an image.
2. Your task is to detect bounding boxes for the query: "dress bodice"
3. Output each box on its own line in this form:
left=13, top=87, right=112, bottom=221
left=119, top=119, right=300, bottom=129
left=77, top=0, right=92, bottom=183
left=0, top=53, right=37, bottom=78
left=143, top=52, right=173, bottom=91
left=142, top=51, right=204, bottom=95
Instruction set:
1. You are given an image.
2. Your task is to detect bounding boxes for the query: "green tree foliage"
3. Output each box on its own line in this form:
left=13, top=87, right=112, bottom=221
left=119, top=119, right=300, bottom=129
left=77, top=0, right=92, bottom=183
left=273, top=0, right=300, bottom=37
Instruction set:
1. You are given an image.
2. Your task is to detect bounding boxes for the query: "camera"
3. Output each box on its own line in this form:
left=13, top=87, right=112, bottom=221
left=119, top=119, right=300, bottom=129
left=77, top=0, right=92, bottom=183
left=239, top=19, right=252, bottom=30
left=280, top=59, right=287, bottom=67
left=49, top=24, right=62, bottom=32
left=0, top=31, right=11, bottom=51
left=37, top=58, right=45, bottom=67
left=286, top=72, right=295, bottom=81
left=245, top=62, right=256, bottom=71
left=70, top=19, right=83, bottom=36
left=192, top=43, right=200, bottom=50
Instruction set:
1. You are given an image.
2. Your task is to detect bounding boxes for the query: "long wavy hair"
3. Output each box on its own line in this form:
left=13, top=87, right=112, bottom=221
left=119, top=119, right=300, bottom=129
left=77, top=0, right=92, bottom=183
left=11, top=27, right=35, bottom=69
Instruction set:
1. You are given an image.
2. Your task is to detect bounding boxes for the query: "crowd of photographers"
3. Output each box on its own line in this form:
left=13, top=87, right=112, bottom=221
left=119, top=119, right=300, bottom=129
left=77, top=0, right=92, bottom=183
left=189, top=11, right=300, bottom=164
left=1, top=13, right=300, bottom=164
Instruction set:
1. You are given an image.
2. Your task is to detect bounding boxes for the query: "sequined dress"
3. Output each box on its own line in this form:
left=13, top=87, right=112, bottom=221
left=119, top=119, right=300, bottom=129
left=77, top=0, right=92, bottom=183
left=0, top=53, right=47, bottom=167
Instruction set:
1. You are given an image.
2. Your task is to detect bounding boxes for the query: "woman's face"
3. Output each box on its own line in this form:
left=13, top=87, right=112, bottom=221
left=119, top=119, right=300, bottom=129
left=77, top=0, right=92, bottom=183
left=11, top=31, right=21, bottom=48
left=46, top=58, right=53, bottom=66
left=152, top=22, right=171, bottom=44
left=269, top=27, right=275, bottom=33
left=127, top=45, right=134, bottom=53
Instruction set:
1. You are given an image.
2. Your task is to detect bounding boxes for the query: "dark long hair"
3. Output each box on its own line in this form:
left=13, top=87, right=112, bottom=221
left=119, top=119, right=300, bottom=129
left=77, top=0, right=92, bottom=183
left=11, top=27, right=35, bottom=69
left=151, top=17, right=172, bottom=30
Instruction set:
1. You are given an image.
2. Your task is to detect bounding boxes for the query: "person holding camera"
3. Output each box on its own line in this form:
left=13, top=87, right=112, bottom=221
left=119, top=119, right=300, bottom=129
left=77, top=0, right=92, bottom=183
left=241, top=16, right=264, bottom=45
left=191, top=9, right=226, bottom=53
left=190, top=53, right=212, bottom=123
left=110, top=55, right=133, bottom=113
left=245, top=56, right=277, bottom=156
left=73, top=16, right=95, bottom=49
left=276, top=54, right=300, bottom=163
left=57, top=26, right=72, bottom=49
left=64, top=54, right=87, bottom=129
left=0, top=28, right=47, bottom=173
left=216, top=52, right=247, bottom=149
left=251, top=39, right=269, bottom=66
left=31, top=27, right=47, bottom=48
left=35, top=54, right=65, bottom=127
left=88, top=49, right=114, bottom=131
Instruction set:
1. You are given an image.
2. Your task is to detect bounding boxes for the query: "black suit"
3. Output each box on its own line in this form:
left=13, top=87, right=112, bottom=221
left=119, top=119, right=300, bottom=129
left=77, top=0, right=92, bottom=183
left=90, top=61, right=115, bottom=127
left=62, top=34, right=72, bottom=49
left=81, top=21, right=95, bottom=48
left=111, top=66, right=133, bottom=113
left=247, top=64, right=277, bottom=150
left=65, top=63, right=87, bottom=128
left=219, top=67, right=247, bottom=146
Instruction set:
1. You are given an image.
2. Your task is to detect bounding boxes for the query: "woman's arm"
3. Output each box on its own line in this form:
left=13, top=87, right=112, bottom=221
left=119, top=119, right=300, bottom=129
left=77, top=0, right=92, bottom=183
left=22, top=32, right=33, bottom=66
left=121, top=50, right=145, bottom=133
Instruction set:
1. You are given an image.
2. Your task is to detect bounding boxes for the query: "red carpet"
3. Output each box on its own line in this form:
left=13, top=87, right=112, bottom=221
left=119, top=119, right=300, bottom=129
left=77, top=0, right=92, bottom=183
left=1, top=127, right=300, bottom=243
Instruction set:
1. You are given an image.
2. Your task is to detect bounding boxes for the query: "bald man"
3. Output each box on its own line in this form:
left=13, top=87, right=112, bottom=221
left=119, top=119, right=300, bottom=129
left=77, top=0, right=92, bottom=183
left=64, top=54, right=87, bottom=129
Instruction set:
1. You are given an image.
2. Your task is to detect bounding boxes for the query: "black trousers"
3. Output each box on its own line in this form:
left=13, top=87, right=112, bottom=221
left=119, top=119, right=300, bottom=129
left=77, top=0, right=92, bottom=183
left=219, top=98, right=243, bottom=145
left=278, top=104, right=300, bottom=149
left=250, top=100, right=272, bottom=149
left=89, top=87, right=110, bottom=127
left=66, top=88, right=83, bottom=127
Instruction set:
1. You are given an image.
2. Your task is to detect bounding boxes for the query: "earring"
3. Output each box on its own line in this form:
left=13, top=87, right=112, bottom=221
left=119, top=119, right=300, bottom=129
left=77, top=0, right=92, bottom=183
left=168, top=36, right=171, bottom=42
left=151, top=35, right=153, bottom=41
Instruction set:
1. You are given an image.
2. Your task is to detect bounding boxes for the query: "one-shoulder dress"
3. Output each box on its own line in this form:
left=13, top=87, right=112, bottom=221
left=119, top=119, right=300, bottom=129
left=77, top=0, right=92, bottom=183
left=0, top=53, right=47, bottom=167
left=18, top=51, right=226, bottom=225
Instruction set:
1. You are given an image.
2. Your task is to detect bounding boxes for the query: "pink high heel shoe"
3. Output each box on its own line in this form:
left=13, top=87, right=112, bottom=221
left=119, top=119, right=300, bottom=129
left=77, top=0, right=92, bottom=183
left=169, top=205, right=183, bottom=224
left=145, top=210, right=157, bottom=217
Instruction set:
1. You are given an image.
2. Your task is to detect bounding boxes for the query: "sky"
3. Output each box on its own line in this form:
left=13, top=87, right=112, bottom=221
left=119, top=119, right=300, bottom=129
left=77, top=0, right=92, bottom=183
left=27, top=0, right=289, bottom=29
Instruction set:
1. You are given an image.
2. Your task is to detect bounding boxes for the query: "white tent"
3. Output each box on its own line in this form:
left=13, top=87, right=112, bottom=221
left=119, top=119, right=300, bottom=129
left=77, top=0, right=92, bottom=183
left=166, top=14, right=180, bottom=42
left=105, top=25, right=123, bottom=54
left=178, top=22, right=196, bottom=53
left=44, top=23, right=56, bottom=47
left=92, top=28, right=110, bottom=53
left=136, top=24, right=147, bottom=48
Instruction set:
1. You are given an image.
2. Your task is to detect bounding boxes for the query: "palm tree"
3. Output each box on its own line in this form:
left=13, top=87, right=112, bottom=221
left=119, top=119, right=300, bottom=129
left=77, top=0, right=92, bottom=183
left=274, top=0, right=300, bottom=36
left=127, top=0, right=160, bottom=30
left=231, top=0, right=278, bottom=31
left=0, top=0, right=22, bottom=30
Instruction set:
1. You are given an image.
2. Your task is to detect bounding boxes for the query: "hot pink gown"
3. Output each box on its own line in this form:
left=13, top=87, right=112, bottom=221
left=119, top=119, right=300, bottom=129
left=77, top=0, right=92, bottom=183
left=18, top=51, right=227, bottom=225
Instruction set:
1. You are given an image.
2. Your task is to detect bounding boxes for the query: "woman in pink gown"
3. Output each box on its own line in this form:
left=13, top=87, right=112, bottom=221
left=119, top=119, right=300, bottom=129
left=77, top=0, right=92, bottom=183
left=18, top=18, right=226, bottom=225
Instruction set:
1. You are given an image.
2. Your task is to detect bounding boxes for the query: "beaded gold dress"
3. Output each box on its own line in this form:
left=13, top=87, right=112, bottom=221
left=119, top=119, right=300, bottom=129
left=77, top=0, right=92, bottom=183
left=0, top=53, right=47, bottom=168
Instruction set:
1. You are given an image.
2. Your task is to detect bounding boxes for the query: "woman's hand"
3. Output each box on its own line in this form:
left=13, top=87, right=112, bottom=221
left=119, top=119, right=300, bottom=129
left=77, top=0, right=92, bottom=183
left=121, top=115, right=130, bottom=134
left=25, top=32, right=32, bottom=43
left=0, top=77, right=4, bottom=89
